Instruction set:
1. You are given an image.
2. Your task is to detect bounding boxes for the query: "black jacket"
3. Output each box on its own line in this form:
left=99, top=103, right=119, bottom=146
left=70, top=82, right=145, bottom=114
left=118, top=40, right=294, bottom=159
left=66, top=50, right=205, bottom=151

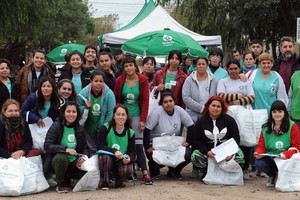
left=0, top=119, right=32, bottom=158
left=0, top=78, right=19, bottom=111
left=43, top=117, right=89, bottom=173
left=58, top=67, right=91, bottom=89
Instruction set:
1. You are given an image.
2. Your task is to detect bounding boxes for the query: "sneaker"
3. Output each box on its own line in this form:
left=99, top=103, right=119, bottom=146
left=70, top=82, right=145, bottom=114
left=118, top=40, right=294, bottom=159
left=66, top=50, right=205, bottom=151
left=243, top=170, right=250, bottom=180
left=142, top=174, right=153, bottom=185
left=266, top=177, right=275, bottom=187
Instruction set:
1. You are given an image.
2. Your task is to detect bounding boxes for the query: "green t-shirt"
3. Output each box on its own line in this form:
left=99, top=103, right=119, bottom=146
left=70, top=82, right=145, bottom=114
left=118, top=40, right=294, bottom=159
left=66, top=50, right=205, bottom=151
left=104, top=123, right=134, bottom=154
left=122, top=79, right=140, bottom=116
left=164, top=71, right=176, bottom=90
left=39, top=101, right=51, bottom=119
left=291, top=71, right=300, bottom=119
left=61, top=126, right=77, bottom=163
left=262, top=121, right=293, bottom=155
left=84, top=94, right=102, bottom=136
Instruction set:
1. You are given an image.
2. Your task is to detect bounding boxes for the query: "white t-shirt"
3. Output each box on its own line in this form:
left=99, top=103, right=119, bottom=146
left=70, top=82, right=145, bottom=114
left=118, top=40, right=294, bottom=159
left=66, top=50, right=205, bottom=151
left=217, top=77, right=254, bottom=96
left=146, top=106, right=194, bottom=141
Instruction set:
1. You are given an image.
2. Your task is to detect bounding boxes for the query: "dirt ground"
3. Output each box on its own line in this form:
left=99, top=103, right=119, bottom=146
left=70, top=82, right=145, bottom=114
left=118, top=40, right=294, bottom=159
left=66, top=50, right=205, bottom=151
left=3, top=163, right=300, bottom=200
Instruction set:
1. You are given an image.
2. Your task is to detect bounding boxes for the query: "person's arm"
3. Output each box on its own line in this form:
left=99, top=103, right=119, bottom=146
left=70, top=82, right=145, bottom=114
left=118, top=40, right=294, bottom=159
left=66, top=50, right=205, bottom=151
left=103, top=90, right=116, bottom=123
left=21, top=94, right=40, bottom=123
left=182, top=78, right=204, bottom=113
left=281, top=123, right=300, bottom=159
left=0, top=124, right=11, bottom=158
left=254, top=132, right=267, bottom=159
left=44, top=121, right=67, bottom=153
left=20, top=122, right=33, bottom=155
left=96, top=125, right=116, bottom=153
left=185, top=125, right=194, bottom=146
left=127, top=129, right=136, bottom=163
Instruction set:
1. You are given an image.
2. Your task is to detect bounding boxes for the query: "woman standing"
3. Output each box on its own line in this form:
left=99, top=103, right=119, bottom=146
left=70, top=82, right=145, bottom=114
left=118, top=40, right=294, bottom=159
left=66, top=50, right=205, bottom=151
left=0, top=59, right=18, bottom=110
left=192, top=96, right=244, bottom=177
left=97, top=104, right=135, bottom=190
left=21, top=77, right=59, bottom=127
left=141, top=57, right=156, bottom=85
left=98, top=51, right=116, bottom=91
left=242, top=51, right=257, bottom=74
left=78, top=70, right=116, bottom=153
left=0, top=99, right=34, bottom=159
left=247, top=53, right=288, bottom=112
left=217, top=59, right=255, bottom=180
left=114, top=56, right=152, bottom=184
left=44, top=101, right=89, bottom=193
left=151, top=50, right=187, bottom=108
left=182, top=57, right=218, bottom=122
left=144, top=90, right=194, bottom=179
left=58, top=50, right=91, bottom=94
left=254, top=100, right=300, bottom=187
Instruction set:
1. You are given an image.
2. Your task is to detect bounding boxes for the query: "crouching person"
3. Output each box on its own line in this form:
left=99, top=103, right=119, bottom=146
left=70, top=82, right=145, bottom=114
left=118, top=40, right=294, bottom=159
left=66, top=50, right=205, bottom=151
left=44, top=101, right=89, bottom=193
left=97, top=104, right=135, bottom=190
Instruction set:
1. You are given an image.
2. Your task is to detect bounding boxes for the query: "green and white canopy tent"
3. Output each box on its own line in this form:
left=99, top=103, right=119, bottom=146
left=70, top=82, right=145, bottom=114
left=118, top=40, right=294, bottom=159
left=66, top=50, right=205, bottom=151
left=98, top=0, right=221, bottom=48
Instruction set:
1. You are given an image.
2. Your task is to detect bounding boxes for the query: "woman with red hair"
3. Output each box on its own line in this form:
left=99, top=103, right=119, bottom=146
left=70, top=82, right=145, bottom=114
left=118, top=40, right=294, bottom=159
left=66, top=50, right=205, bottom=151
left=191, top=96, right=243, bottom=177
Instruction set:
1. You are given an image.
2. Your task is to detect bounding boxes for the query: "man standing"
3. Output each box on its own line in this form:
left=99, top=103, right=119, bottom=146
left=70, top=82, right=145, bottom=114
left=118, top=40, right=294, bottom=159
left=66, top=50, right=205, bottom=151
left=232, top=49, right=244, bottom=69
left=272, top=36, right=300, bottom=92
left=249, top=40, right=264, bottom=65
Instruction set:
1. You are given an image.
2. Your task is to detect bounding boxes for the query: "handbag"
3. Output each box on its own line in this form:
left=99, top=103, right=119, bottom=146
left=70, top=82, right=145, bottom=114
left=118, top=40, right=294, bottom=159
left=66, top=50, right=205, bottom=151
left=152, top=134, right=186, bottom=168
left=148, top=87, right=160, bottom=116
left=203, top=157, right=243, bottom=185
left=274, top=152, right=300, bottom=192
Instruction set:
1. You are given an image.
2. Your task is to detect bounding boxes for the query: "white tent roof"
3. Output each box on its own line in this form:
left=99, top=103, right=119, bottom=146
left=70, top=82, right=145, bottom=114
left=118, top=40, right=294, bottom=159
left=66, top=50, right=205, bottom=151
left=102, top=5, right=221, bottom=46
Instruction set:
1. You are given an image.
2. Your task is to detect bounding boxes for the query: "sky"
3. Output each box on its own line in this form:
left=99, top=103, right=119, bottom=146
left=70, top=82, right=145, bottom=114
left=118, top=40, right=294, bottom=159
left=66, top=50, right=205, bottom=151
left=89, top=0, right=146, bottom=29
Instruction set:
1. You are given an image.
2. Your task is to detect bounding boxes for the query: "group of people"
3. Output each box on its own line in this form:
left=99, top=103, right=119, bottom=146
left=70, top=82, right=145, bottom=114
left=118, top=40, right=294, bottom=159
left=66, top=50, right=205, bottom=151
left=0, top=36, right=300, bottom=194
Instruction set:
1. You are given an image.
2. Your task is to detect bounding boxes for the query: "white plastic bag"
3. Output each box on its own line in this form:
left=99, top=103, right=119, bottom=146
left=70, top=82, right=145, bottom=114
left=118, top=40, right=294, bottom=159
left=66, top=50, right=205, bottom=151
left=0, top=156, right=49, bottom=196
left=227, top=106, right=268, bottom=147
left=148, top=87, right=160, bottom=116
left=152, top=135, right=186, bottom=167
left=20, top=156, right=49, bottom=194
left=28, top=116, right=53, bottom=151
left=73, top=155, right=100, bottom=192
left=203, top=157, right=243, bottom=185
left=275, top=153, right=300, bottom=192
left=0, top=158, right=24, bottom=196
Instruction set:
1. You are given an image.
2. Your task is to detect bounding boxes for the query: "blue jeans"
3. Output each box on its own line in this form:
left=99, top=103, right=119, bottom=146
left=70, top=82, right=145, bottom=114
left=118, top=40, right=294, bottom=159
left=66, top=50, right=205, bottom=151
left=255, top=156, right=278, bottom=177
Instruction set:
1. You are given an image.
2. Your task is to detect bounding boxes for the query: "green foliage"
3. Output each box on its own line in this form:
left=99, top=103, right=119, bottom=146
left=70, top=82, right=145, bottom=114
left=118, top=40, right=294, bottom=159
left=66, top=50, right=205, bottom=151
left=160, top=0, right=300, bottom=56
left=0, top=0, right=95, bottom=64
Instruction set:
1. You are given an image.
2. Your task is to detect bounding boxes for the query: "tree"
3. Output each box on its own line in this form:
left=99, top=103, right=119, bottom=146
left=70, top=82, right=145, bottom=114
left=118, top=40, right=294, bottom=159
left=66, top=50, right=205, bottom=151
left=0, top=0, right=94, bottom=65
left=158, top=0, right=300, bottom=58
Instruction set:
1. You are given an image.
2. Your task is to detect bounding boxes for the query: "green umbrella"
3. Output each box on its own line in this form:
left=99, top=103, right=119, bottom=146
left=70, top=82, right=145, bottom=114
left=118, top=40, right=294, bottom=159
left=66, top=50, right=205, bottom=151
left=122, top=29, right=208, bottom=57
left=46, top=43, right=85, bottom=62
